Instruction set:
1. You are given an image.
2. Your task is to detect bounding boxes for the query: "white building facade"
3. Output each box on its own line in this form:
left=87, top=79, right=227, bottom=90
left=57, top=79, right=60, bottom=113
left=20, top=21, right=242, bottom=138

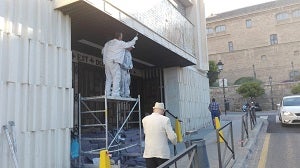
left=0, top=0, right=210, bottom=167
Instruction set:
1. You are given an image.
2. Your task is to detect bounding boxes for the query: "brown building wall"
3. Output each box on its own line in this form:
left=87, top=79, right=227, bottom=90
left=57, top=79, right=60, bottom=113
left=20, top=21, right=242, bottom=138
left=206, top=1, right=300, bottom=84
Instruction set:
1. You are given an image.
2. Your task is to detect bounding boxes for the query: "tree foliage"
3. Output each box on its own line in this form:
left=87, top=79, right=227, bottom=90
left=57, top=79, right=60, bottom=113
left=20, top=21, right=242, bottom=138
left=234, top=77, right=262, bottom=85
left=291, top=83, right=300, bottom=94
left=236, top=82, right=265, bottom=98
left=207, top=61, right=219, bottom=86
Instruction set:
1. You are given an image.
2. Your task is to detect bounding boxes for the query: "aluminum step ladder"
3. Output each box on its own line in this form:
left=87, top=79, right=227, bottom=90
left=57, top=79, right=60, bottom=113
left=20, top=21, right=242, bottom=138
left=2, top=121, right=19, bottom=168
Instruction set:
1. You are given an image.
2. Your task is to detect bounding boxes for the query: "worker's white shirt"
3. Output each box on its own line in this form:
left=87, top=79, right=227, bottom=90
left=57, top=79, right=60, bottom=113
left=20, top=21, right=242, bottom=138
left=102, top=38, right=136, bottom=64
left=142, top=113, right=177, bottom=159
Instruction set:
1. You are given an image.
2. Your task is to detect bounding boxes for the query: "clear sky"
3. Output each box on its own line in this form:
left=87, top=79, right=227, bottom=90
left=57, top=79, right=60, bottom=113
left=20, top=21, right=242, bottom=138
left=204, top=0, right=275, bottom=17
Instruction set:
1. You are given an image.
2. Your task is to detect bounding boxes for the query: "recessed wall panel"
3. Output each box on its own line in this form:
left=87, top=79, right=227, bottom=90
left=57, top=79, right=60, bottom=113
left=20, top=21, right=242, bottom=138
left=164, top=67, right=211, bottom=132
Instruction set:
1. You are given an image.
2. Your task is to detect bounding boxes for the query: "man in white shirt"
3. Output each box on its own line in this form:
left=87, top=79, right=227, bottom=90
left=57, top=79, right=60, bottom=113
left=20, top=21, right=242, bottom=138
left=102, top=32, right=138, bottom=97
left=142, top=102, right=177, bottom=168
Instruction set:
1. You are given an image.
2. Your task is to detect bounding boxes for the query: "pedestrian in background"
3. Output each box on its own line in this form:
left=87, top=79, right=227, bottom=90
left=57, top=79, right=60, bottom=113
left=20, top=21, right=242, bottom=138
left=142, top=102, right=177, bottom=168
left=102, top=32, right=138, bottom=97
left=120, top=46, right=134, bottom=98
left=208, top=98, right=221, bottom=128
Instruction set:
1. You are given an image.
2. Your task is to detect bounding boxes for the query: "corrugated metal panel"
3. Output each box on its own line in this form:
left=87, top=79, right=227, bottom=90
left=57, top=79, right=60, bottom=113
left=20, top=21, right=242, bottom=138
left=0, top=126, right=71, bottom=168
left=0, top=0, right=71, bottom=49
left=0, top=33, right=29, bottom=83
left=0, top=30, right=72, bottom=87
left=0, top=83, right=27, bottom=132
left=17, top=129, right=70, bottom=168
left=1, top=0, right=73, bottom=167
left=27, top=85, right=74, bottom=131
left=0, top=82, right=73, bottom=131
left=164, top=67, right=211, bottom=132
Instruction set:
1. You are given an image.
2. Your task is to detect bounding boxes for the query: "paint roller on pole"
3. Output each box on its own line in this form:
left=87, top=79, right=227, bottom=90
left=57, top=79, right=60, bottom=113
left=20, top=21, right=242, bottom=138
left=165, top=110, right=183, bottom=143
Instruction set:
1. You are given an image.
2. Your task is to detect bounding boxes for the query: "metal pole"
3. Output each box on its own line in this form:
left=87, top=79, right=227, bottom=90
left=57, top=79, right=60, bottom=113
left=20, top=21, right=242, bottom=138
left=138, top=95, right=143, bottom=155
left=222, top=78, right=227, bottom=115
left=252, top=64, right=256, bottom=79
left=105, top=94, right=108, bottom=149
left=269, top=76, right=274, bottom=110
left=270, top=84, right=274, bottom=110
left=241, top=115, right=244, bottom=147
left=74, top=63, right=79, bottom=126
left=116, top=102, right=120, bottom=156
left=292, top=61, right=295, bottom=82
left=216, top=129, right=222, bottom=168
left=159, top=68, right=164, bottom=101
left=249, top=109, right=253, bottom=130
left=230, top=122, right=235, bottom=159
left=78, top=94, right=82, bottom=167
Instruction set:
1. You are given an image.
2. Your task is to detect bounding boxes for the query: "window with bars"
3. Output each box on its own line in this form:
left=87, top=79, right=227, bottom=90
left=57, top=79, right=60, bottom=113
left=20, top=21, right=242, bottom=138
left=293, top=10, right=300, bottom=17
left=215, top=25, right=226, bottom=33
left=276, top=12, right=289, bottom=20
left=206, top=28, right=214, bottom=34
left=270, top=34, right=278, bottom=45
left=228, top=41, right=234, bottom=52
left=246, top=19, right=252, bottom=28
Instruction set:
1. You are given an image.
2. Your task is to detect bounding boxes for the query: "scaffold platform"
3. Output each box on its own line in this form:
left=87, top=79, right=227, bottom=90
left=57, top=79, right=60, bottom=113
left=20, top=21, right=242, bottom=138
left=78, top=94, right=142, bottom=167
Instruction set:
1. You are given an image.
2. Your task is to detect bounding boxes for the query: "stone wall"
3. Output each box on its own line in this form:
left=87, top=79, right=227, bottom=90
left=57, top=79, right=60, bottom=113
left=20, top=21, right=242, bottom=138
left=210, top=81, right=300, bottom=112
left=206, top=2, right=300, bottom=85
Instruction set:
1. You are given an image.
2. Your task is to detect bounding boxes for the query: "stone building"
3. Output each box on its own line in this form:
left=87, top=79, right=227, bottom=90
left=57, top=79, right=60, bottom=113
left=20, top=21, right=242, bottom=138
left=0, top=0, right=210, bottom=167
left=206, top=0, right=300, bottom=85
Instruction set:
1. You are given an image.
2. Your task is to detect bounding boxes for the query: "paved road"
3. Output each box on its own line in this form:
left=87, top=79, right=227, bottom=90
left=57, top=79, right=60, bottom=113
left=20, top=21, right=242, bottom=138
left=244, top=112, right=300, bottom=168
left=267, top=114, right=300, bottom=133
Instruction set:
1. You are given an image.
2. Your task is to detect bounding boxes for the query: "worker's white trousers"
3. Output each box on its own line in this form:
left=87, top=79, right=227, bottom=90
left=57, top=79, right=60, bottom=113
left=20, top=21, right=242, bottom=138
left=105, top=61, right=121, bottom=96
left=120, top=69, right=131, bottom=97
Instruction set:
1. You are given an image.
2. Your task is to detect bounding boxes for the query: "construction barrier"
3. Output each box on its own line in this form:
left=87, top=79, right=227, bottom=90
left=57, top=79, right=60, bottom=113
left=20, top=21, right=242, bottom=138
left=215, top=117, right=224, bottom=143
left=216, top=121, right=235, bottom=168
left=175, top=119, right=183, bottom=143
left=99, top=150, right=111, bottom=168
left=184, top=139, right=210, bottom=168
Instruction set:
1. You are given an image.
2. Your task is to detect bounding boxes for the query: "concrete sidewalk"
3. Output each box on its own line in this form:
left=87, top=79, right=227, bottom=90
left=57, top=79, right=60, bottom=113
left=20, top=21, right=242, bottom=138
left=172, top=112, right=267, bottom=168
left=115, top=112, right=267, bottom=168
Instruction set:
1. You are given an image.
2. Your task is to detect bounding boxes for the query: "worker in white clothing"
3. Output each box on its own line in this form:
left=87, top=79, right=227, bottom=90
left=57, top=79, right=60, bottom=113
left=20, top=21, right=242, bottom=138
left=102, top=32, right=138, bottom=97
left=120, top=46, right=134, bottom=98
left=142, top=102, right=177, bottom=168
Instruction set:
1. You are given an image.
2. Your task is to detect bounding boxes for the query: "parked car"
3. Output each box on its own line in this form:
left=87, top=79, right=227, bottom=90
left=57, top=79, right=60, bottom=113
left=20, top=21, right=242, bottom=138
left=278, top=95, right=300, bottom=126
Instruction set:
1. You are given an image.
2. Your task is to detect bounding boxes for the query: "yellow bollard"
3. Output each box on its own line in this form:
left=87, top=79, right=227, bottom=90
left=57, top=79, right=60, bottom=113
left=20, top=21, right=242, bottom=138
left=215, top=117, right=224, bottom=143
left=175, top=119, right=183, bottom=143
left=99, top=150, right=111, bottom=168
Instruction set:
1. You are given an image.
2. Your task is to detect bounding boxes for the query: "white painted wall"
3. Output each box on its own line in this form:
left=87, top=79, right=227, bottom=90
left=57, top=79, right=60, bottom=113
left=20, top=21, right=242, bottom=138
left=164, top=67, right=211, bottom=133
left=163, top=0, right=211, bottom=133
left=0, top=0, right=73, bottom=167
left=186, top=0, right=209, bottom=71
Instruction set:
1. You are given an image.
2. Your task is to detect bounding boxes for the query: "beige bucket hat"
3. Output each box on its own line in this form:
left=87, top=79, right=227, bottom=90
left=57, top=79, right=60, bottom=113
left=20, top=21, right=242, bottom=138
left=153, top=102, right=165, bottom=110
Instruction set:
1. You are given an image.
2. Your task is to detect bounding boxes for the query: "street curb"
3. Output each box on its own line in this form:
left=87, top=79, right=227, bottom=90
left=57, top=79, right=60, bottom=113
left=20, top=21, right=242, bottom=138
left=232, top=118, right=268, bottom=168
